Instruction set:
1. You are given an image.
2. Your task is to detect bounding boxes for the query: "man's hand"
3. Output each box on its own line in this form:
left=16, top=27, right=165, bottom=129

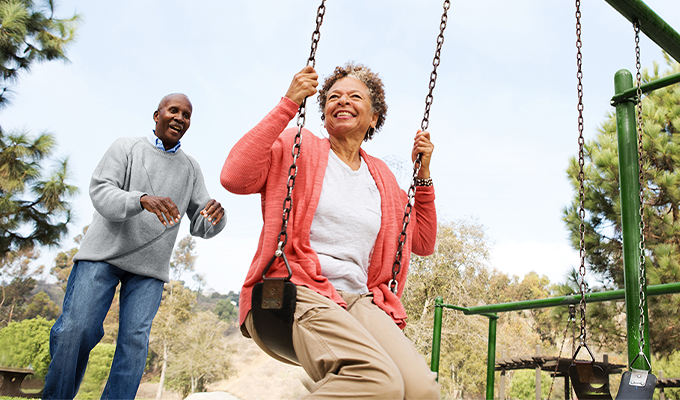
left=200, top=199, right=225, bottom=226
left=140, top=195, right=180, bottom=226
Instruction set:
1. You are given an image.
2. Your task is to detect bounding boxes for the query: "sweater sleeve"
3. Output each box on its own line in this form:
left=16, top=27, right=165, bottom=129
left=89, top=138, right=146, bottom=222
left=186, top=156, right=227, bottom=239
left=220, top=97, right=300, bottom=194
left=411, top=186, right=437, bottom=256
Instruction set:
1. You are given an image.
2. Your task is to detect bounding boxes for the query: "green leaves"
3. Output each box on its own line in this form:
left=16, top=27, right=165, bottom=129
left=0, top=316, right=53, bottom=378
left=0, top=0, right=80, bottom=103
left=0, top=130, right=77, bottom=254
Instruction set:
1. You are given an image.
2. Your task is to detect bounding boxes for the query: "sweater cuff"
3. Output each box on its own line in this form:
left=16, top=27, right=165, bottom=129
left=280, top=96, right=301, bottom=116
left=415, top=185, right=435, bottom=202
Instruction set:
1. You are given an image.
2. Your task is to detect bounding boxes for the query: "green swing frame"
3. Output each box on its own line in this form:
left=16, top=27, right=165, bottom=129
left=429, top=1, right=680, bottom=399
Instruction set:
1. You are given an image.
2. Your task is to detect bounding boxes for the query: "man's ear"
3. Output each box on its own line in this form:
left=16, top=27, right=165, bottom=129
left=153, top=110, right=159, bottom=123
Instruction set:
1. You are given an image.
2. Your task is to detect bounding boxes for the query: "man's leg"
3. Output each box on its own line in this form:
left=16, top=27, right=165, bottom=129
left=43, top=261, right=121, bottom=400
left=100, top=272, right=163, bottom=400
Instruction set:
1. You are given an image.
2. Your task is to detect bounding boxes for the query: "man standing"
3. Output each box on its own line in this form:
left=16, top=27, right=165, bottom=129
left=43, top=93, right=226, bottom=399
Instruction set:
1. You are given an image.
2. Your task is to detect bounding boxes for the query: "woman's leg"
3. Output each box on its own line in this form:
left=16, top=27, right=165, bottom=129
left=246, top=285, right=404, bottom=399
left=345, top=293, right=440, bottom=400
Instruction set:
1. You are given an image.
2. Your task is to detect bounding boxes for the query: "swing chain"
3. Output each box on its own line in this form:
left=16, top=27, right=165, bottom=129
left=276, top=0, right=327, bottom=258
left=421, top=0, right=451, bottom=132
left=575, top=0, right=588, bottom=348
left=634, top=21, right=647, bottom=358
left=390, top=0, right=450, bottom=294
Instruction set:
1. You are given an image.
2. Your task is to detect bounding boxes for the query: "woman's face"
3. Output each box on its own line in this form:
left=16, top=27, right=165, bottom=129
left=323, top=77, right=378, bottom=140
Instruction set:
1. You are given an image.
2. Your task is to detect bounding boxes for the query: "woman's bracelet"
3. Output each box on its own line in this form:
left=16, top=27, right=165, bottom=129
left=415, top=177, right=433, bottom=187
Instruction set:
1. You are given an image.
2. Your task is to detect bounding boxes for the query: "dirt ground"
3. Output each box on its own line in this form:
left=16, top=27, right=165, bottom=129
left=207, top=332, right=309, bottom=400
left=136, top=331, right=309, bottom=400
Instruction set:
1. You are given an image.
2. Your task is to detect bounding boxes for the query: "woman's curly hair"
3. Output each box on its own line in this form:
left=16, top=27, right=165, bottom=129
left=318, top=62, right=387, bottom=141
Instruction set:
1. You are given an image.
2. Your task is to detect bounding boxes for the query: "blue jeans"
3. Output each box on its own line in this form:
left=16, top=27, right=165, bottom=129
left=43, top=260, right=164, bottom=400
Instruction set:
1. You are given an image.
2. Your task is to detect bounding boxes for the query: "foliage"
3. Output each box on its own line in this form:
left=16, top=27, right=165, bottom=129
left=563, top=57, right=680, bottom=355
left=213, top=298, right=238, bottom=325
left=403, top=219, right=545, bottom=399
left=0, top=130, right=78, bottom=255
left=149, top=281, right=196, bottom=398
left=50, top=226, right=86, bottom=291
left=165, top=311, right=231, bottom=396
left=652, top=350, right=680, bottom=400
left=507, top=369, right=554, bottom=400
left=170, top=235, right=197, bottom=283
left=0, top=316, right=52, bottom=377
left=0, top=0, right=80, bottom=107
left=0, top=247, right=41, bottom=326
left=74, top=343, right=115, bottom=400
left=23, top=290, right=59, bottom=320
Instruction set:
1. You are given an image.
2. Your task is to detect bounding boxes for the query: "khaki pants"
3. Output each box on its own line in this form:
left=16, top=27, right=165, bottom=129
left=245, top=286, right=440, bottom=400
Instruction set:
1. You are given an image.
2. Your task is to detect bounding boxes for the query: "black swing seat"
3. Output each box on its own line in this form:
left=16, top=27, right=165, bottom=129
left=251, top=277, right=299, bottom=365
left=569, top=361, right=613, bottom=400
left=615, top=369, right=657, bottom=400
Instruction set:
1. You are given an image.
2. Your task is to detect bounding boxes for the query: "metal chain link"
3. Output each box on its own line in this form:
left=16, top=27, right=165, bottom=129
left=389, top=0, right=450, bottom=294
left=634, top=21, right=647, bottom=359
left=575, top=0, right=588, bottom=349
left=274, top=0, right=326, bottom=261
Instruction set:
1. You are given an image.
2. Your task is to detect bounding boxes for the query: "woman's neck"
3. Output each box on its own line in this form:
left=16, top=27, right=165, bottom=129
left=329, top=135, right=363, bottom=171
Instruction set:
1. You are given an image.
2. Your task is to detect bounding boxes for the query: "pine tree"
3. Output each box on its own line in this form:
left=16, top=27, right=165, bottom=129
left=0, top=131, right=78, bottom=254
left=0, top=0, right=79, bottom=255
left=0, top=0, right=79, bottom=107
left=563, top=56, right=680, bottom=355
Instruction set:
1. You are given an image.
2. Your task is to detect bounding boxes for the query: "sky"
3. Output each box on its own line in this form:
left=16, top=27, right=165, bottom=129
left=4, top=0, right=680, bottom=294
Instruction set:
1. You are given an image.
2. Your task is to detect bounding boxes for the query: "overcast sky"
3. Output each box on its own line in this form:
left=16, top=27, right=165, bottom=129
left=4, top=0, right=679, bottom=294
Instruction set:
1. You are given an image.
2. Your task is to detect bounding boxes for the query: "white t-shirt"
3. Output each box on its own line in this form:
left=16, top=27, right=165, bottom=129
left=309, top=150, right=382, bottom=294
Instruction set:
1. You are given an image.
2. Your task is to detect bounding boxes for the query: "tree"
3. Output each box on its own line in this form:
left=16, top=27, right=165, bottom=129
left=402, top=219, right=544, bottom=399
left=150, top=281, right=195, bottom=400
left=170, top=235, right=197, bottom=284
left=0, top=131, right=78, bottom=255
left=1, top=0, right=80, bottom=256
left=563, top=56, right=680, bottom=355
left=51, top=226, right=86, bottom=291
left=0, top=247, right=41, bottom=326
left=165, top=312, right=231, bottom=396
left=0, top=316, right=52, bottom=377
left=0, top=0, right=79, bottom=107
left=507, top=369, right=554, bottom=400
left=23, top=290, right=59, bottom=320
left=213, top=298, right=238, bottom=325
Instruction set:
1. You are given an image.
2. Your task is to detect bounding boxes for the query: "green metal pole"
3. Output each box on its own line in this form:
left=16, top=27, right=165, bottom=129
left=486, top=314, right=498, bottom=400
left=603, top=0, right=680, bottom=63
left=457, top=281, right=680, bottom=315
left=614, top=68, right=651, bottom=369
left=611, top=71, right=680, bottom=105
left=431, top=296, right=444, bottom=379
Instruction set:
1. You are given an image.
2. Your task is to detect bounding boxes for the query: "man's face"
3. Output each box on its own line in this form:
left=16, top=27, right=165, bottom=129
left=153, top=94, right=192, bottom=149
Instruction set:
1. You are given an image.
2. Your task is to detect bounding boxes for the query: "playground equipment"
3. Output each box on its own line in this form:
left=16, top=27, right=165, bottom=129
left=431, top=2, right=680, bottom=398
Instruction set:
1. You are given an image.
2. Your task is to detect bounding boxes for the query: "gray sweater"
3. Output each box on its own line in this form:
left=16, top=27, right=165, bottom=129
left=74, top=137, right=226, bottom=282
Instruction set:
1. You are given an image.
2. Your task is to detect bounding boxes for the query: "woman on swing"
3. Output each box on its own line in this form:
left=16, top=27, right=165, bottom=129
left=221, top=62, right=439, bottom=399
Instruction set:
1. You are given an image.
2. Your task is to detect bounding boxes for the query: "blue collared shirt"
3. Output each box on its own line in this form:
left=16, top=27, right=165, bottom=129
left=148, top=130, right=181, bottom=153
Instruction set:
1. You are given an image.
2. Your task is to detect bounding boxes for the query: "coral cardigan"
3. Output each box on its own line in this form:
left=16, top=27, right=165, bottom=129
left=221, top=97, right=437, bottom=328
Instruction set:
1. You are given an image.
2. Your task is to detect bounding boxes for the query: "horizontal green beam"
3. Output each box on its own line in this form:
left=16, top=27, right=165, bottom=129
left=611, top=71, right=680, bottom=105
left=603, top=0, right=680, bottom=63
left=441, top=282, right=680, bottom=316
